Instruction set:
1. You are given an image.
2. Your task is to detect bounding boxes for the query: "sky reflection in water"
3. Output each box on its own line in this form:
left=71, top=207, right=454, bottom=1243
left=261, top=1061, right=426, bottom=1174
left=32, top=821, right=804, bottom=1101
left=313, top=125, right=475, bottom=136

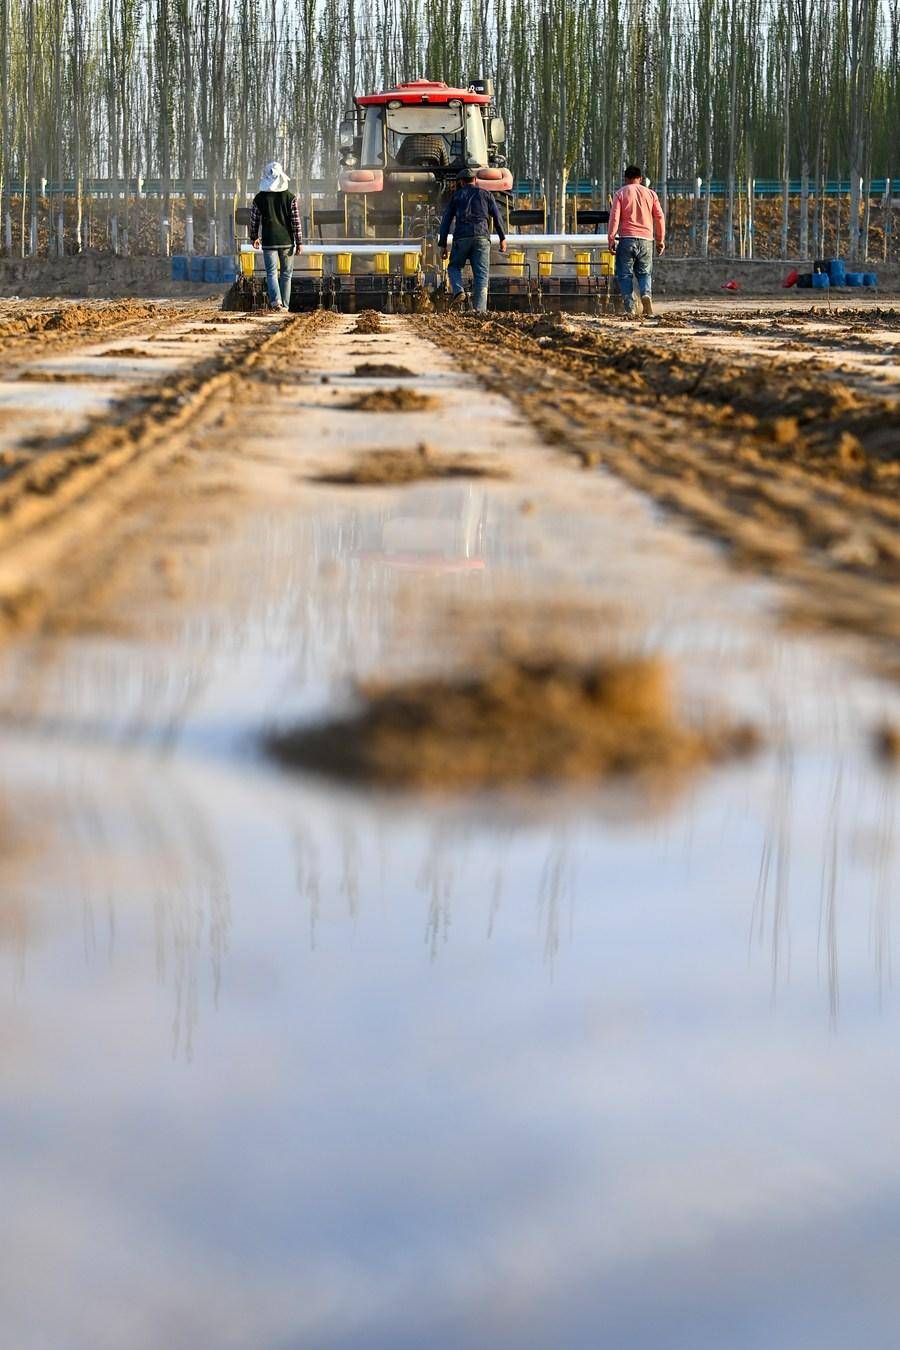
left=0, top=735, right=898, bottom=1350
left=0, top=484, right=898, bottom=1348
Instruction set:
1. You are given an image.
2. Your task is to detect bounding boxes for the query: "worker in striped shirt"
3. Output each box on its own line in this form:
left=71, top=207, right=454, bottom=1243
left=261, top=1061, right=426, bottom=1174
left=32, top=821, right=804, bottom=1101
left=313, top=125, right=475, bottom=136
left=249, top=160, right=304, bottom=311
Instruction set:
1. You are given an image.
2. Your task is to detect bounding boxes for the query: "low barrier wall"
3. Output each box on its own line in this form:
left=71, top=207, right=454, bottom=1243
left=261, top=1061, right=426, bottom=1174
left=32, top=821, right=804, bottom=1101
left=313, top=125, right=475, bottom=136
left=0, top=253, right=895, bottom=299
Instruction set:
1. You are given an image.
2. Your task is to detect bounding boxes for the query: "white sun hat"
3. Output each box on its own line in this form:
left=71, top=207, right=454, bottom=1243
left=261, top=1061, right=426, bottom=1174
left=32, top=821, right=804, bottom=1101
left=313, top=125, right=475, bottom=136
left=259, top=159, right=290, bottom=192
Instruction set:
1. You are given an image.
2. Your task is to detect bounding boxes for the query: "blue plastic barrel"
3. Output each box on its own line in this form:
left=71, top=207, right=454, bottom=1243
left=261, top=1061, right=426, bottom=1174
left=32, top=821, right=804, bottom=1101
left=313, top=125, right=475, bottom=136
left=845, top=272, right=864, bottom=286
left=828, top=260, right=845, bottom=286
left=863, top=272, right=877, bottom=287
left=203, top=256, right=221, bottom=282
left=811, top=272, right=830, bottom=288
left=219, top=258, right=237, bottom=283
left=189, top=255, right=206, bottom=282
left=171, top=255, right=188, bottom=282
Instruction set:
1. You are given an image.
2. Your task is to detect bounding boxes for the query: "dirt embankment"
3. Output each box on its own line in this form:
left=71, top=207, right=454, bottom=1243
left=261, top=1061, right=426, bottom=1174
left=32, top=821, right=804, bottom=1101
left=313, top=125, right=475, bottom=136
left=417, top=311, right=900, bottom=673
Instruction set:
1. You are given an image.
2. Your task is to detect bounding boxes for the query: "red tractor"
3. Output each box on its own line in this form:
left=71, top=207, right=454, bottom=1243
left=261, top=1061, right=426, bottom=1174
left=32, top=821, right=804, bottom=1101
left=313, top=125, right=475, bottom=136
left=336, top=77, right=512, bottom=239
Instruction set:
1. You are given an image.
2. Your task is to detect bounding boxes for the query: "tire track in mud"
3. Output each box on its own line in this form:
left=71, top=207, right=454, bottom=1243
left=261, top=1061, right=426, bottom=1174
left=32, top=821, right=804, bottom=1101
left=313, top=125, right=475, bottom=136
left=416, top=313, right=900, bottom=677
left=0, top=309, right=337, bottom=632
left=655, top=305, right=900, bottom=398
left=0, top=299, right=220, bottom=367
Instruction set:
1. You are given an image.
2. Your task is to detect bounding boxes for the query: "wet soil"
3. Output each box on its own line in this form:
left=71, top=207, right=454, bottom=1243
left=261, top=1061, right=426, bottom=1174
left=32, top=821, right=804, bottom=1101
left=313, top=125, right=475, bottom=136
left=351, top=361, right=415, bottom=378
left=0, top=299, right=166, bottom=339
left=0, top=299, right=197, bottom=368
left=97, top=346, right=159, bottom=358
left=875, top=722, right=900, bottom=762
left=351, top=309, right=385, bottom=334
left=311, top=442, right=500, bottom=485
left=0, top=308, right=335, bottom=632
left=498, top=313, right=898, bottom=483
left=267, top=652, right=758, bottom=789
left=419, top=311, right=900, bottom=675
left=16, top=368, right=122, bottom=382
left=346, top=386, right=437, bottom=412
left=658, top=303, right=900, bottom=330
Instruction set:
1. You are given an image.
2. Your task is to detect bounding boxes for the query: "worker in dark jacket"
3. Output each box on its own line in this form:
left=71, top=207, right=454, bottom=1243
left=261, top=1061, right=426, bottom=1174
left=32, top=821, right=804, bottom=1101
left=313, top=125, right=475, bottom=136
left=249, top=160, right=303, bottom=310
left=438, top=168, right=508, bottom=312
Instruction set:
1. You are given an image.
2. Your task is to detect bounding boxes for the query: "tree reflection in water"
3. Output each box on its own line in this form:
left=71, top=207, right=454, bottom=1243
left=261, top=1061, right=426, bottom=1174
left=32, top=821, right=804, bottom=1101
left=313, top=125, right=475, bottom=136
left=0, top=736, right=897, bottom=1050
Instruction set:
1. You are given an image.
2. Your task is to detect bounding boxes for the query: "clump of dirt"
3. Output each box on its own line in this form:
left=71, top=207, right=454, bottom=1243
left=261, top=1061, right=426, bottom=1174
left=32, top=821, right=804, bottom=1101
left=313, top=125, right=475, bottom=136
left=874, top=721, right=900, bottom=763
left=100, top=346, right=157, bottom=358
left=351, top=361, right=414, bottom=378
left=46, top=301, right=161, bottom=332
left=266, top=652, right=759, bottom=789
left=346, top=386, right=436, bottom=412
left=352, top=310, right=384, bottom=335
left=17, top=369, right=110, bottom=383
left=43, top=304, right=107, bottom=332
left=531, top=319, right=579, bottom=342
left=311, top=442, right=500, bottom=485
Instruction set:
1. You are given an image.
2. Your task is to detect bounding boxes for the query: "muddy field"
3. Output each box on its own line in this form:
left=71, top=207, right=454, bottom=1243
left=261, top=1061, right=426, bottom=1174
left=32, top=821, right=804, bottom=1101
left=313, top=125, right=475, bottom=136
left=422, top=299, right=900, bottom=673
left=0, top=293, right=895, bottom=667
left=0, top=292, right=899, bottom=1349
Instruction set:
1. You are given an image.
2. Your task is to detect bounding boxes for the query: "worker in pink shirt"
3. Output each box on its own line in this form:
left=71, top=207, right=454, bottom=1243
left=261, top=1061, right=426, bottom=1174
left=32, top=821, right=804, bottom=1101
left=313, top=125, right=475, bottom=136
left=607, top=164, right=666, bottom=318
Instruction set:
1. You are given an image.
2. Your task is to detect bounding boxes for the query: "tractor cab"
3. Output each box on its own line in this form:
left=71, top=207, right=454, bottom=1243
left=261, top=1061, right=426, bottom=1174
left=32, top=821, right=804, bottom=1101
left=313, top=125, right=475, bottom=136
left=339, top=79, right=513, bottom=211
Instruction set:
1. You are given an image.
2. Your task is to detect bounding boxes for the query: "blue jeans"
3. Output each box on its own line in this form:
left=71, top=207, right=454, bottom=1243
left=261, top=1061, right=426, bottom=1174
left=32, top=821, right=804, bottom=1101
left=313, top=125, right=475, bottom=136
left=448, top=235, right=491, bottom=312
left=263, top=247, right=294, bottom=308
left=615, top=237, right=653, bottom=311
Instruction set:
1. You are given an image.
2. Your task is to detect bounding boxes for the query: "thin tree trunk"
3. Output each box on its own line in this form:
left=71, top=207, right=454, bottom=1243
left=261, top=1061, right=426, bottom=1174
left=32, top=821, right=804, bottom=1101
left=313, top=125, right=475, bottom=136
left=724, top=0, right=740, bottom=258
left=746, top=171, right=754, bottom=259
left=780, top=21, right=790, bottom=259
left=0, top=0, right=8, bottom=258
left=72, top=0, right=84, bottom=252
left=658, top=0, right=670, bottom=218
left=884, top=179, right=892, bottom=265
left=107, top=0, right=120, bottom=253
left=19, top=170, right=25, bottom=258
left=702, top=177, right=711, bottom=259
left=25, top=0, right=37, bottom=255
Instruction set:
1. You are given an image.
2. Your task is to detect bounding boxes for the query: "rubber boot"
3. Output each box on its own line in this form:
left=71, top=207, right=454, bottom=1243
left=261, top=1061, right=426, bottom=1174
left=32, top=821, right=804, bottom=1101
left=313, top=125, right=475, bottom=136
left=641, top=294, right=654, bottom=318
